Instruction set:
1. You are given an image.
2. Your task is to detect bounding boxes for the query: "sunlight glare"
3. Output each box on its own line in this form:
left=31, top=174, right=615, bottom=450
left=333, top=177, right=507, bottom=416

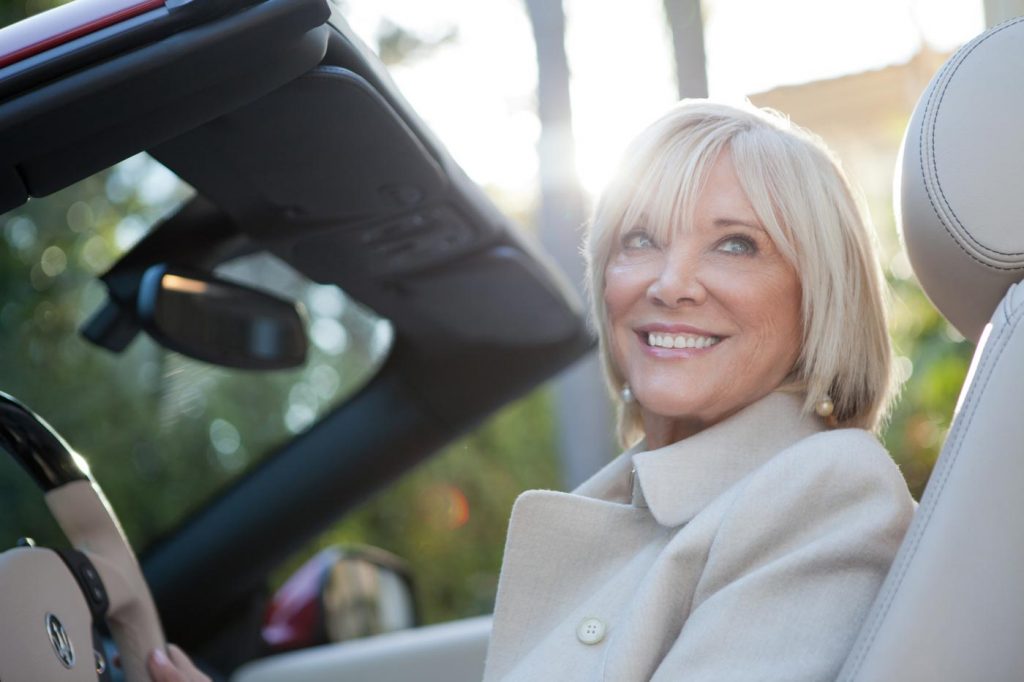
left=565, top=0, right=676, bottom=201
left=346, top=0, right=984, bottom=207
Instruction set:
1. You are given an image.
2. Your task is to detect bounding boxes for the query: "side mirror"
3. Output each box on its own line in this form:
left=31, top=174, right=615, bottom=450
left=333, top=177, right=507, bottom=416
left=137, top=265, right=308, bottom=370
left=262, top=546, right=417, bottom=652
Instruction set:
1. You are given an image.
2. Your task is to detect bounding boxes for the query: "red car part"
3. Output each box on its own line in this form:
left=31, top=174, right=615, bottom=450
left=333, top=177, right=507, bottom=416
left=0, top=0, right=165, bottom=68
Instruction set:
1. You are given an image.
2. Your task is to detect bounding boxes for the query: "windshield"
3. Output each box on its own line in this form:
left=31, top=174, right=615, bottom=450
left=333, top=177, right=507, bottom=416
left=0, top=154, right=393, bottom=550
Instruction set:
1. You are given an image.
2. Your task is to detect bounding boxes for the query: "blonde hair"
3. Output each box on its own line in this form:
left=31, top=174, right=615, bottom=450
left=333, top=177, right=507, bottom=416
left=585, top=100, right=894, bottom=447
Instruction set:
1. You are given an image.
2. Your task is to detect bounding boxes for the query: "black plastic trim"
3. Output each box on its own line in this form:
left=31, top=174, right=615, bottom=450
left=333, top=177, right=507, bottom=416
left=55, top=548, right=110, bottom=621
left=0, top=391, right=88, bottom=491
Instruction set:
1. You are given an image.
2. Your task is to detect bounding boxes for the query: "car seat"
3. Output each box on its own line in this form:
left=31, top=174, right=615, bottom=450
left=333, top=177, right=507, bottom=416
left=839, top=16, right=1024, bottom=681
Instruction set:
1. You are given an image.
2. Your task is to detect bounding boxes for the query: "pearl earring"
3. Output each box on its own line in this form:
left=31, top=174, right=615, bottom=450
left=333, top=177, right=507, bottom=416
left=815, top=397, right=834, bottom=418
left=620, top=384, right=635, bottom=404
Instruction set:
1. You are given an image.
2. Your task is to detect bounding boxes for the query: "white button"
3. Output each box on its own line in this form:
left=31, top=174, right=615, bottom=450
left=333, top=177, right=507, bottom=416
left=576, top=617, right=606, bottom=645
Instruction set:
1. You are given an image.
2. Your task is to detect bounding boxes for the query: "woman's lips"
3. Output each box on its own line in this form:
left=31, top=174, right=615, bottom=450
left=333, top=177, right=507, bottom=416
left=637, top=322, right=719, bottom=336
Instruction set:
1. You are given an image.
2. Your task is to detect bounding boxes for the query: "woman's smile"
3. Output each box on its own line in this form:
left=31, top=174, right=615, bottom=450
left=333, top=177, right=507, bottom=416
left=635, top=325, right=725, bottom=357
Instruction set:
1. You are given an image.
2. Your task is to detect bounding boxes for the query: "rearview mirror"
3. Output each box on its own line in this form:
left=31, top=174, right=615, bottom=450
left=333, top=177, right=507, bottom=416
left=138, top=265, right=308, bottom=370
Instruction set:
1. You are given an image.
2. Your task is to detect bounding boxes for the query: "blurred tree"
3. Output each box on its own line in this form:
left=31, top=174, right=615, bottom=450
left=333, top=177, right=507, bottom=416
left=375, top=17, right=458, bottom=67
left=883, top=272, right=972, bottom=499
left=523, top=0, right=614, bottom=490
left=663, top=0, right=708, bottom=98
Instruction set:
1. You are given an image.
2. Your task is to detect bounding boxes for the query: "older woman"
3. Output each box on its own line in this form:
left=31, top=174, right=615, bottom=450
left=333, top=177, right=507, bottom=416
left=481, top=101, right=914, bottom=681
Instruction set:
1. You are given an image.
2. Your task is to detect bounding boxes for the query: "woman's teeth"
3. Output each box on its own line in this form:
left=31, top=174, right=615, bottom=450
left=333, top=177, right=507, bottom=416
left=646, top=332, right=722, bottom=349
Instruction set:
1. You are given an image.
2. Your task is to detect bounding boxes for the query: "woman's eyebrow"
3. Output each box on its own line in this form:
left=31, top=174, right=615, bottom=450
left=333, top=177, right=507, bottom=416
left=712, top=217, right=764, bottom=231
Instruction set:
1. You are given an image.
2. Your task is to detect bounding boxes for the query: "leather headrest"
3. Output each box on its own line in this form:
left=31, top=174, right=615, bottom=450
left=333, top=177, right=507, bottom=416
left=898, top=17, right=1024, bottom=343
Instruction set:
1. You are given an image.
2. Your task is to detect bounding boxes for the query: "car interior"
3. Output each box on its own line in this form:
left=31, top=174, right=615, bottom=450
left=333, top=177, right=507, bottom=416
left=0, top=0, right=1021, bottom=680
left=0, top=0, right=591, bottom=679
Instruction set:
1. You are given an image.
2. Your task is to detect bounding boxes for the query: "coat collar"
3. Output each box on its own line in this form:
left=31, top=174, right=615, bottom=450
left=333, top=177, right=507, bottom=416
left=574, top=391, right=824, bottom=528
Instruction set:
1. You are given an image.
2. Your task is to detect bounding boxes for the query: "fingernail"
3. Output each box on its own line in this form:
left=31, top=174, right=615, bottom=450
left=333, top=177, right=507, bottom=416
left=152, top=648, right=170, bottom=667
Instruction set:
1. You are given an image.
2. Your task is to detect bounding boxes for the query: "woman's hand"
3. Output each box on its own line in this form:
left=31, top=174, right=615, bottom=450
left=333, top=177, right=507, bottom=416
left=147, top=644, right=212, bottom=682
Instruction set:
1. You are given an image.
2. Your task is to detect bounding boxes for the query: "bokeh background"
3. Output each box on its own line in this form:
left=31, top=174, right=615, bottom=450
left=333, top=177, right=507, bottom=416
left=0, top=0, right=1008, bottom=626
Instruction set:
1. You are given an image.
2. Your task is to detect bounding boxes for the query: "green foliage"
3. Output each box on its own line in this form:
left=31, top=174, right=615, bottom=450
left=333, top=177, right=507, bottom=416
left=882, top=276, right=971, bottom=499
left=0, top=0, right=62, bottom=28
left=872, top=192, right=971, bottom=499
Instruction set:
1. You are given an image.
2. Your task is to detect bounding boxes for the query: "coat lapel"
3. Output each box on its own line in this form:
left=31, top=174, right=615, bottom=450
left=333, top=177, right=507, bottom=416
left=632, top=391, right=823, bottom=527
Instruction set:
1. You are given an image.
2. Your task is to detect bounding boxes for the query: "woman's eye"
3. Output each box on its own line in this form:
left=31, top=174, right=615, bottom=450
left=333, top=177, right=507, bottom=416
left=621, top=230, right=656, bottom=250
left=717, top=236, right=757, bottom=255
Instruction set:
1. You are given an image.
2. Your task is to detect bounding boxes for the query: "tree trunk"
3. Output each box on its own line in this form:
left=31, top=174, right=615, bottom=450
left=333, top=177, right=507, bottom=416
left=663, top=0, right=709, bottom=98
left=524, top=0, right=614, bottom=487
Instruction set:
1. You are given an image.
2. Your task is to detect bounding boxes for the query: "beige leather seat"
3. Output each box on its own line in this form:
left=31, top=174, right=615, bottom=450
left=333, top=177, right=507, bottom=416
left=839, top=16, right=1024, bottom=681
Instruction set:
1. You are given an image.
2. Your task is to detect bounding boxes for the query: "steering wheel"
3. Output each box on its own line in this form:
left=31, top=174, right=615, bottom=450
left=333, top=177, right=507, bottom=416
left=0, top=391, right=166, bottom=681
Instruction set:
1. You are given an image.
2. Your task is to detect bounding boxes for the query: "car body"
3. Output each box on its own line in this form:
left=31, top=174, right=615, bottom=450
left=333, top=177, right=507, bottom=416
left=0, top=0, right=591, bottom=677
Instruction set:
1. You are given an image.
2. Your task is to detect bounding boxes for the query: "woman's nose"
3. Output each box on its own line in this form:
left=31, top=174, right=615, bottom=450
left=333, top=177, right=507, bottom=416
left=646, top=252, right=707, bottom=307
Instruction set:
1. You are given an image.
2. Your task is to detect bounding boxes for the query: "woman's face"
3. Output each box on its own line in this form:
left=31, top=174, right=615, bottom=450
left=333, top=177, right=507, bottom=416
left=603, top=149, right=803, bottom=446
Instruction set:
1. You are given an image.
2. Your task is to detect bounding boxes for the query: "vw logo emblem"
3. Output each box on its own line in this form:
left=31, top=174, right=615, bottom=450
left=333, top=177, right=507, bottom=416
left=45, top=613, right=75, bottom=669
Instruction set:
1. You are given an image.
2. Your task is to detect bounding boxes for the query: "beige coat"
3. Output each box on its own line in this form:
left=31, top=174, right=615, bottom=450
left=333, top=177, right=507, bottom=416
left=483, top=392, right=914, bottom=681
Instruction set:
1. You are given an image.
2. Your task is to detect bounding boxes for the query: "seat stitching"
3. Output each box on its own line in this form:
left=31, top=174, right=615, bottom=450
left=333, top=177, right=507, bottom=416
left=841, top=295, right=1024, bottom=676
left=926, top=17, right=1024, bottom=263
left=914, top=38, right=1017, bottom=272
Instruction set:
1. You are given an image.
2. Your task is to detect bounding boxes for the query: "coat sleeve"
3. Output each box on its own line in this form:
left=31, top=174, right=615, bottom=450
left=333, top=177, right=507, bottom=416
left=651, top=431, right=914, bottom=682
